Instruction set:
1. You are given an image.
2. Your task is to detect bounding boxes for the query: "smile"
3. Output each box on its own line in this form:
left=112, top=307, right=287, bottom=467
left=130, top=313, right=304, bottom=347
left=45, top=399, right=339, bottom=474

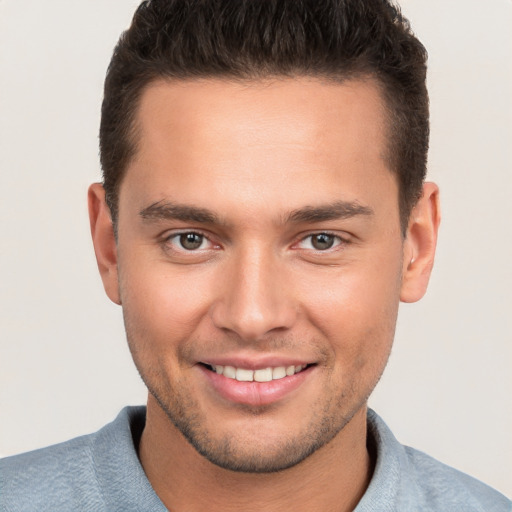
left=199, top=360, right=314, bottom=406
left=206, top=364, right=308, bottom=382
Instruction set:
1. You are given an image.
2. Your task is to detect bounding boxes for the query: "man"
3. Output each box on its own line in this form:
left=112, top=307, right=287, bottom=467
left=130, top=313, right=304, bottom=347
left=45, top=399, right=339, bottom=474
left=1, top=0, right=510, bottom=510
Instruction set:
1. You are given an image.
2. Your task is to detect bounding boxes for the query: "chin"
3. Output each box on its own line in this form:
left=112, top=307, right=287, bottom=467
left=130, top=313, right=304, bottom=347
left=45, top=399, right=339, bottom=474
left=148, top=381, right=359, bottom=474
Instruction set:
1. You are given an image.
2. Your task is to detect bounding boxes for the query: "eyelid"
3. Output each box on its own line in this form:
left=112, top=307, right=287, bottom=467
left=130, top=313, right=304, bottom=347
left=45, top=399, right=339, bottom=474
left=159, top=229, right=350, bottom=253
left=161, top=229, right=220, bottom=251
left=293, top=231, right=350, bottom=251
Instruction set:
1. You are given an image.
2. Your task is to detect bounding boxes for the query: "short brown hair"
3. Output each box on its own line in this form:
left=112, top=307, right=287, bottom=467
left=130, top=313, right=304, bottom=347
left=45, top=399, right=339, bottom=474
left=100, top=0, right=428, bottom=233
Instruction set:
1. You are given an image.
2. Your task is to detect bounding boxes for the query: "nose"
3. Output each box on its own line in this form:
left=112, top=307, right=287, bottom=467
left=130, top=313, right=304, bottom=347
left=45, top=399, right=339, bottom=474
left=210, top=244, right=297, bottom=341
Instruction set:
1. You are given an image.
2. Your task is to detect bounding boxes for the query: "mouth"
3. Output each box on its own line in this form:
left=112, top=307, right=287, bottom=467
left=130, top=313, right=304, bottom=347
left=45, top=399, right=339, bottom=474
left=201, top=363, right=310, bottom=382
left=198, top=362, right=315, bottom=406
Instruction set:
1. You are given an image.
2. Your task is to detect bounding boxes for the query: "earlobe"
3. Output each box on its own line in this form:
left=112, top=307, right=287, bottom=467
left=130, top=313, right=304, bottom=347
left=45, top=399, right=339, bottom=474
left=88, top=183, right=121, bottom=305
left=400, top=182, right=441, bottom=303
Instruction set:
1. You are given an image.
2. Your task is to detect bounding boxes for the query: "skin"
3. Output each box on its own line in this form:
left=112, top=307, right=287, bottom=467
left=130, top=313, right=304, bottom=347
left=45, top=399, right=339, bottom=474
left=89, top=77, right=440, bottom=512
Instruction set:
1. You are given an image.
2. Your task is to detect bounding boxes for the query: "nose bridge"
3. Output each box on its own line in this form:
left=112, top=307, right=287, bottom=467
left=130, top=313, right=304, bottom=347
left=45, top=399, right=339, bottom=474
left=211, top=241, right=296, bottom=340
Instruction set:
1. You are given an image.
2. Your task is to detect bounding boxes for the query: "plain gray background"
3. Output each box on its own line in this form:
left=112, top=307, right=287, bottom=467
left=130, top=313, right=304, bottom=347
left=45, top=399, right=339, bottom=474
left=1, top=0, right=511, bottom=497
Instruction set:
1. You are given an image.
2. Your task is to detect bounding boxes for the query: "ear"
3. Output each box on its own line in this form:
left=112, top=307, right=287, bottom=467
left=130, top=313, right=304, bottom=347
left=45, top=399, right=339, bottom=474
left=88, top=183, right=121, bottom=305
left=400, top=182, right=441, bottom=303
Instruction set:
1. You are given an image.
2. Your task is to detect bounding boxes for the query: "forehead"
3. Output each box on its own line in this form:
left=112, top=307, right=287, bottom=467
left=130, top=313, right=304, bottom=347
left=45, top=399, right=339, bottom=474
left=122, top=77, right=396, bottom=223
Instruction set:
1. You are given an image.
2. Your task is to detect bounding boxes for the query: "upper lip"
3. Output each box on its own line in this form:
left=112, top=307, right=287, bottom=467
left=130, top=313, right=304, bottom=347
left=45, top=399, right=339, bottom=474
left=199, top=355, right=314, bottom=370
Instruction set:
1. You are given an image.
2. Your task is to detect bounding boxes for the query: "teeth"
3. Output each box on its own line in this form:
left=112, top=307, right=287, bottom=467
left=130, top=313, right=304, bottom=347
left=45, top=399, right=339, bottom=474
left=254, top=368, right=272, bottom=382
left=272, top=367, right=287, bottom=379
left=223, top=366, right=236, bottom=379
left=236, top=368, right=254, bottom=382
left=210, top=364, right=307, bottom=382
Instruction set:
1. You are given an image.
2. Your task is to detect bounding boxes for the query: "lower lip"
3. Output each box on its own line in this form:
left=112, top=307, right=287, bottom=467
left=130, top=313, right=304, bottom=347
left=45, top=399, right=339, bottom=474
left=199, top=365, right=314, bottom=406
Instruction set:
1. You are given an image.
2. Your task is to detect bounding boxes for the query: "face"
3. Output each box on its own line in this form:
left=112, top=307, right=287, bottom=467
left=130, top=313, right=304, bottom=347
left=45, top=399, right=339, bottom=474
left=112, top=78, right=407, bottom=472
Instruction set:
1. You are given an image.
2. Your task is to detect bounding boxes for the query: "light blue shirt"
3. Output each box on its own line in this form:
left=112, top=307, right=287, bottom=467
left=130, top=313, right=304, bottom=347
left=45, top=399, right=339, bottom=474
left=1, top=407, right=510, bottom=511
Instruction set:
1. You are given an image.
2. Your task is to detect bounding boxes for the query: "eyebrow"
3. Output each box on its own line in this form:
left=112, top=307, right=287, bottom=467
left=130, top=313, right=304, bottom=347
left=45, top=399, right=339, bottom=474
left=139, top=199, right=374, bottom=226
left=139, top=201, right=220, bottom=224
left=286, top=201, right=374, bottom=223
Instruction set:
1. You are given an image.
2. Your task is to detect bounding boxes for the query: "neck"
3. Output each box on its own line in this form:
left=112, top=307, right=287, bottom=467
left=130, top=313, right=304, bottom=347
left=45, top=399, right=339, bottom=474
left=139, top=396, right=373, bottom=512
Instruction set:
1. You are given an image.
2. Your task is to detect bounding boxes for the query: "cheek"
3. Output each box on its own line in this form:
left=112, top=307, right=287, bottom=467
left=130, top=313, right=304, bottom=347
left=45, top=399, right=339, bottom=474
left=118, top=255, right=217, bottom=346
left=293, top=252, right=402, bottom=361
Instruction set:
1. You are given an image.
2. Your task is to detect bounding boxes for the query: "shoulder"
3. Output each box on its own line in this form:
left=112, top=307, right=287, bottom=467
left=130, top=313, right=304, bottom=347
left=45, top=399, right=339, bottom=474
left=358, top=409, right=512, bottom=512
left=0, top=430, right=103, bottom=511
left=0, top=406, right=147, bottom=512
left=402, top=445, right=511, bottom=512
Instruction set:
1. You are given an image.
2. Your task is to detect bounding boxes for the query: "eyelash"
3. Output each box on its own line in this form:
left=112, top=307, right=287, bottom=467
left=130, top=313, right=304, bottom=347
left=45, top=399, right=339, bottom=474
left=163, top=231, right=216, bottom=252
left=161, top=230, right=349, bottom=254
left=294, top=232, right=347, bottom=251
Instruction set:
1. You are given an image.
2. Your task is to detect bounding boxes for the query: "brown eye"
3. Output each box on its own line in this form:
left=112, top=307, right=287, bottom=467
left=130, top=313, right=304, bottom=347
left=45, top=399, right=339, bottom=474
left=179, top=233, right=204, bottom=250
left=311, top=233, right=335, bottom=250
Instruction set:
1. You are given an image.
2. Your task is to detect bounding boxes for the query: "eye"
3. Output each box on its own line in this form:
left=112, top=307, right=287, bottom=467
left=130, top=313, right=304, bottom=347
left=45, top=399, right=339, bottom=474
left=169, top=232, right=209, bottom=251
left=297, top=233, right=343, bottom=251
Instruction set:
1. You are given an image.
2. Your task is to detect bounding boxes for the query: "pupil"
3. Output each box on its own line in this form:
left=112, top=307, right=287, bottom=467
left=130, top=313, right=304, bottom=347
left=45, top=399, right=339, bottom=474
left=312, top=233, right=334, bottom=250
left=180, top=233, right=202, bottom=250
